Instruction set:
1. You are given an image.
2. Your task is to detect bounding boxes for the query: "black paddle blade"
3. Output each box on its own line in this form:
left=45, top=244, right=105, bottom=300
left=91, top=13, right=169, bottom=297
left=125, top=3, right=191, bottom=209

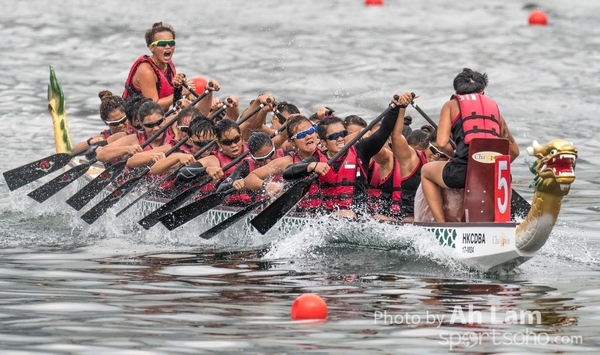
left=3, top=153, right=72, bottom=191
left=159, top=191, right=227, bottom=231
left=138, top=185, right=201, bottom=230
left=80, top=173, right=146, bottom=225
left=199, top=199, right=265, bottom=240
left=65, top=161, right=126, bottom=211
left=250, top=179, right=313, bottom=235
left=511, top=190, right=531, bottom=220
left=27, top=162, right=91, bottom=203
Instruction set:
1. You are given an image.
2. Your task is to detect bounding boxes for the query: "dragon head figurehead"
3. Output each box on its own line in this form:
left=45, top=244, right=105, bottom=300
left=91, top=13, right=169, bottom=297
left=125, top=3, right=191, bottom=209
left=516, top=139, right=577, bottom=253
left=526, top=139, right=577, bottom=196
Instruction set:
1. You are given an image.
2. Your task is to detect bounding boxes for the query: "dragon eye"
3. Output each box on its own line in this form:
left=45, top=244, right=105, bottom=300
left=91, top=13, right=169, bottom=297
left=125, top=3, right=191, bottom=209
left=550, top=149, right=558, bottom=155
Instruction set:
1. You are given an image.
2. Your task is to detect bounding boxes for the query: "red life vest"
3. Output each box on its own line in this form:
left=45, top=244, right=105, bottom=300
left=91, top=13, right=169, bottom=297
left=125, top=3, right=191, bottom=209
left=289, top=150, right=322, bottom=212
left=212, top=143, right=248, bottom=178
left=223, top=158, right=263, bottom=206
left=125, top=126, right=137, bottom=135
left=400, top=149, right=428, bottom=217
left=122, top=55, right=176, bottom=100
left=136, top=127, right=175, bottom=151
left=319, top=146, right=365, bottom=211
left=100, top=129, right=111, bottom=139
left=275, top=148, right=286, bottom=159
left=367, top=159, right=402, bottom=217
left=453, top=93, right=501, bottom=144
left=166, top=137, right=194, bottom=154
left=156, top=168, right=215, bottom=200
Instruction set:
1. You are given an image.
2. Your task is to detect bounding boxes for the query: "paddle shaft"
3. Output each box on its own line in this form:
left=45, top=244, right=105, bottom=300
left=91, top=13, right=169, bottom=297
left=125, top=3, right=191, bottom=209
left=250, top=100, right=400, bottom=235
left=410, top=95, right=456, bottom=150
left=117, top=102, right=267, bottom=218
left=157, top=117, right=291, bottom=230
left=156, top=150, right=253, bottom=230
left=65, top=108, right=185, bottom=210
left=137, top=101, right=269, bottom=228
left=80, top=136, right=190, bottom=224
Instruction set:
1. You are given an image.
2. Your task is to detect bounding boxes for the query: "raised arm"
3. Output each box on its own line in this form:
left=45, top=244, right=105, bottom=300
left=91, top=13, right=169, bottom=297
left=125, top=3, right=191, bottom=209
left=356, top=92, right=413, bottom=162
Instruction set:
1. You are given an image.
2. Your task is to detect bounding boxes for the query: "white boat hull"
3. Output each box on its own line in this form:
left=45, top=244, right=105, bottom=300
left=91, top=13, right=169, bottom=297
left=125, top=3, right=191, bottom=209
left=71, top=158, right=535, bottom=273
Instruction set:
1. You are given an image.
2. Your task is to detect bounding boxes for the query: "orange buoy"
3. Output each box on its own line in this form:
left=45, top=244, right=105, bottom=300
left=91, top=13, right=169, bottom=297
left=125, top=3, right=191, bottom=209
left=528, top=10, right=548, bottom=26
left=291, top=293, right=328, bottom=320
left=190, top=76, right=208, bottom=93
left=365, top=0, right=383, bottom=6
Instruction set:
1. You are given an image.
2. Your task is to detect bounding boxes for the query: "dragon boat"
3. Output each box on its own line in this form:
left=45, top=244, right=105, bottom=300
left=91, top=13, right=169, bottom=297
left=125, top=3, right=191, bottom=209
left=47, top=68, right=577, bottom=273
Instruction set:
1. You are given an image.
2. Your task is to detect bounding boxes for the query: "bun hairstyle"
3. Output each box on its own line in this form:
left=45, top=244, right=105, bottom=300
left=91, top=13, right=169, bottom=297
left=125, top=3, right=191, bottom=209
left=145, top=21, right=176, bottom=46
left=98, top=90, right=125, bottom=121
left=453, top=67, right=489, bottom=95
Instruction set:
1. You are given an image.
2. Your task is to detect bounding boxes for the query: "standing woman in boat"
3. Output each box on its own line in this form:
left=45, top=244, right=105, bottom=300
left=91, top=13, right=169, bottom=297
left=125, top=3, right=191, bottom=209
left=72, top=90, right=132, bottom=152
left=122, top=22, right=217, bottom=115
left=420, top=68, right=520, bottom=222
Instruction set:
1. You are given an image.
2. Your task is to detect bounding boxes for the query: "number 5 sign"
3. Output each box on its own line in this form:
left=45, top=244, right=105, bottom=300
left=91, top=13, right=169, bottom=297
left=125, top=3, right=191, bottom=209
left=494, top=155, right=511, bottom=222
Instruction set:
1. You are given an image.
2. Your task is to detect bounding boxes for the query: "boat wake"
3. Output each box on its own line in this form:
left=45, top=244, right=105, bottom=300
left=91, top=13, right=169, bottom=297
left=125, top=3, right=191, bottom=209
left=263, top=215, right=470, bottom=274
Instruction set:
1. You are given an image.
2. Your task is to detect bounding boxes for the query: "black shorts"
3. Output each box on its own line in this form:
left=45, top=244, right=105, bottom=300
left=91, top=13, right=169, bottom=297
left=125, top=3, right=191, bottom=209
left=442, top=161, right=467, bottom=189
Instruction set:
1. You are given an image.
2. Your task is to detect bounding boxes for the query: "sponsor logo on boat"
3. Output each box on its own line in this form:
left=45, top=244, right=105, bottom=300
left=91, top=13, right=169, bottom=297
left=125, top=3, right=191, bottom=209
left=462, top=233, right=486, bottom=244
left=472, top=151, right=502, bottom=164
left=492, top=234, right=511, bottom=247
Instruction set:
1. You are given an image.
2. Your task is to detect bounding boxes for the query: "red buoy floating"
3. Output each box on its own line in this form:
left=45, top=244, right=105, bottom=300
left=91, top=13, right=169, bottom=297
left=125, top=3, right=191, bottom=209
left=291, top=293, right=328, bottom=320
left=365, top=0, right=383, bottom=6
left=190, top=76, right=208, bottom=93
left=528, top=10, right=548, bottom=26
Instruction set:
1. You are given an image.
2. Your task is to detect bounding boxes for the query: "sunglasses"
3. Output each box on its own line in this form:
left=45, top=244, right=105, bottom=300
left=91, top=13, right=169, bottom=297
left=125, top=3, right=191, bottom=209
left=326, top=130, right=349, bottom=141
left=251, top=145, right=275, bottom=162
left=429, top=143, right=450, bottom=159
left=150, top=39, right=176, bottom=47
left=105, top=115, right=128, bottom=127
left=192, top=139, right=213, bottom=148
left=219, top=135, right=242, bottom=146
left=177, top=125, right=190, bottom=134
left=143, top=117, right=164, bottom=129
left=290, top=126, right=317, bottom=140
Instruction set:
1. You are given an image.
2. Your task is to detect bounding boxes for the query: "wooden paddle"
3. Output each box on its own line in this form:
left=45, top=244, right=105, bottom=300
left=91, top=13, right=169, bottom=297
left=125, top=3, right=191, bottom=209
left=3, top=141, right=107, bottom=191
left=250, top=98, right=400, bottom=235
left=409, top=98, right=531, bottom=218
left=137, top=100, right=271, bottom=229
left=80, top=137, right=190, bottom=224
left=157, top=116, right=290, bottom=231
